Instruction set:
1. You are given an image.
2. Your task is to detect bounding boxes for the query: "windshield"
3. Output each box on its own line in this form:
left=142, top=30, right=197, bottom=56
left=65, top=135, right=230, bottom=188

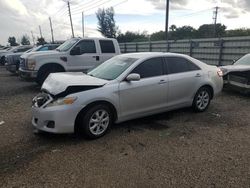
left=234, top=54, right=250, bottom=66
left=56, top=38, right=80, bottom=52
left=88, top=56, right=138, bottom=80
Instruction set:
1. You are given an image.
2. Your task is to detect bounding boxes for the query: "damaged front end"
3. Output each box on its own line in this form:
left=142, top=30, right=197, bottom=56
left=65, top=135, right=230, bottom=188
left=223, top=70, right=250, bottom=93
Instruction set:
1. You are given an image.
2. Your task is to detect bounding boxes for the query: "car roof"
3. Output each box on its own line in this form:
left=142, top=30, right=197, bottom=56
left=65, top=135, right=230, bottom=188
left=118, top=52, right=191, bottom=59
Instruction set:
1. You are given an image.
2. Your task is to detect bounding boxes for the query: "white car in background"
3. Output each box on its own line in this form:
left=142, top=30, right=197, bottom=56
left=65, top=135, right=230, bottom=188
left=31, top=52, right=223, bottom=139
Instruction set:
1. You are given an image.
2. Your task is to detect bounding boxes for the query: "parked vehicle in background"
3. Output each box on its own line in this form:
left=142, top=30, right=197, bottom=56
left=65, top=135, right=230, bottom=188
left=0, top=45, right=32, bottom=65
left=5, top=44, right=60, bottom=73
left=0, top=46, right=11, bottom=51
left=31, top=52, right=223, bottom=139
left=19, top=37, right=120, bottom=85
left=221, top=53, right=250, bottom=94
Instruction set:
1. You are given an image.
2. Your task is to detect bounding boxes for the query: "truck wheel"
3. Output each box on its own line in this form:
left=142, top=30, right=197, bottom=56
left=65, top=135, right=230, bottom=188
left=36, top=65, right=64, bottom=85
left=79, top=104, right=113, bottom=139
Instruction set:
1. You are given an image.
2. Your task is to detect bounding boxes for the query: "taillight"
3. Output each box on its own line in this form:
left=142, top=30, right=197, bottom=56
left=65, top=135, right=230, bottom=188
left=217, top=68, right=223, bottom=77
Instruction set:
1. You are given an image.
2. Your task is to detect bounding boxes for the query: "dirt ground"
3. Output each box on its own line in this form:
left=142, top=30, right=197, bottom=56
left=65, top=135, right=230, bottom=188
left=0, top=66, right=250, bottom=188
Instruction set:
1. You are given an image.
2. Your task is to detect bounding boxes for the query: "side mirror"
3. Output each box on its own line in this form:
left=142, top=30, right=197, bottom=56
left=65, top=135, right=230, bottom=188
left=126, top=73, right=140, bottom=82
left=70, top=47, right=81, bottom=55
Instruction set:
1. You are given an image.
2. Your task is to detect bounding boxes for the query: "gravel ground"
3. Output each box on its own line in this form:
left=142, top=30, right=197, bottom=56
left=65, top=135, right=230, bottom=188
left=0, top=66, right=250, bottom=188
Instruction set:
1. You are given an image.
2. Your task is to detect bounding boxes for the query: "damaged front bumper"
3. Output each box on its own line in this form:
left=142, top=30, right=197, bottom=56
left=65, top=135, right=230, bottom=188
left=223, top=73, right=250, bottom=93
left=31, top=93, right=83, bottom=134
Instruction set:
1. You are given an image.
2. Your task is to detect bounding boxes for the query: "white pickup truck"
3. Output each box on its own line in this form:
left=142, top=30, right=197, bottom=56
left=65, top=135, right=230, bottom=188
left=19, top=37, right=120, bottom=84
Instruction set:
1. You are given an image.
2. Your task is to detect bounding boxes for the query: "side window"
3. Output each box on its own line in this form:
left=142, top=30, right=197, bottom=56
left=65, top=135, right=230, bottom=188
left=131, top=57, right=164, bottom=78
left=39, top=46, right=49, bottom=51
left=165, top=57, right=191, bottom=74
left=187, top=60, right=201, bottom=71
left=99, top=40, right=115, bottom=53
left=76, top=40, right=96, bottom=54
left=17, top=48, right=28, bottom=52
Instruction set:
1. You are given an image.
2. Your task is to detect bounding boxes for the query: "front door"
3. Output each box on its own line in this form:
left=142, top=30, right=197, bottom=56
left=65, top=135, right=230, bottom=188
left=68, top=39, right=99, bottom=72
left=119, top=57, right=168, bottom=120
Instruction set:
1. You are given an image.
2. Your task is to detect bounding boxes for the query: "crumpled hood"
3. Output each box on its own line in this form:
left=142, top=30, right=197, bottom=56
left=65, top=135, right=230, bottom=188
left=42, top=72, right=108, bottom=96
left=21, top=50, right=60, bottom=59
left=220, top=65, right=250, bottom=75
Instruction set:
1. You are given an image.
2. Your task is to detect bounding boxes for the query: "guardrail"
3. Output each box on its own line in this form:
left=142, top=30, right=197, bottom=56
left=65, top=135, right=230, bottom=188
left=119, top=36, right=250, bottom=66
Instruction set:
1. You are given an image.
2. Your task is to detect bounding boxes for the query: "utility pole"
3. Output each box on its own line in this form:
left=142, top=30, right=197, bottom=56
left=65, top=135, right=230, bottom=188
left=213, top=6, right=219, bottom=37
left=30, top=31, right=35, bottom=45
left=49, top=17, right=55, bottom=43
left=165, top=0, right=170, bottom=41
left=82, top=11, right=84, bottom=38
left=67, top=1, right=75, bottom=38
left=39, top=25, right=43, bottom=38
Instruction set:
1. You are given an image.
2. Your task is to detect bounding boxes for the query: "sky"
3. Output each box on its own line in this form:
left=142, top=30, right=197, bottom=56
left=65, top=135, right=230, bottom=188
left=1, top=0, right=250, bottom=45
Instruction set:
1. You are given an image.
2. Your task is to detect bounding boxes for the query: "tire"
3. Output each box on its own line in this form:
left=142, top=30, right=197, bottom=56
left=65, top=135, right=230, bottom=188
left=0, top=56, right=5, bottom=65
left=36, top=65, right=64, bottom=85
left=79, top=104, right=113, bottom=139
left=192, top=87, right=212, bottom=112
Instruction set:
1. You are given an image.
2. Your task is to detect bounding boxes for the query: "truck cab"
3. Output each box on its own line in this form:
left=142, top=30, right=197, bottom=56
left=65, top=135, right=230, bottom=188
left=19, top=37, right=120, bottom=85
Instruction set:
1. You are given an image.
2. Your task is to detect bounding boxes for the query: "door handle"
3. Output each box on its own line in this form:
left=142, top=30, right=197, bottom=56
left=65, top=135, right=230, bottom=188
left=195, top=73, right=201, bottom=77
left=158, top=80, right=167, bottom=84
left=93, top=56, right=100, bottom=61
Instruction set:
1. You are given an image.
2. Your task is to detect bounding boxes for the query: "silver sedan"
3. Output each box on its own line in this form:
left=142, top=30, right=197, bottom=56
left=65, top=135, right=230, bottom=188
left=32, top=52, right=223, bottom=139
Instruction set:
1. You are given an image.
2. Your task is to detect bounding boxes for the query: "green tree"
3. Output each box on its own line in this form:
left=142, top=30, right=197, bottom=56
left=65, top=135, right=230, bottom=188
left=169, top=24, right=177, bottom=32
left=117, top=31, right=148, bottom=43
left=170, top=26, right=196, bottom=40
left=21, top=35, right=30, bottom=45
left=8, top=36, right=19, bottom=46
left=37, top=37, right=46, bottom=45
left=225, top=28, right=250, bottom=37
left=96, top=7, right=118, bottom=38
left=197, top=24, right=226, bottom=38
left=150, top=31, right=166, bottom=41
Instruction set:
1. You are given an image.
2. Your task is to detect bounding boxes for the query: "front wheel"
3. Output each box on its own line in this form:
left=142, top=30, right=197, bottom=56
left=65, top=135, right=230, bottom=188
left=36, top=65, right=64, bottom=85
left=79, top=104, right=113, bottom=139
left=192, top=87, right=211, bottom=112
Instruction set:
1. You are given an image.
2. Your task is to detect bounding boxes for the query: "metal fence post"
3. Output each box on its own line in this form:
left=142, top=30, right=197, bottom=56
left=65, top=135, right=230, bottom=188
left=218, top=39, right=224, bottom=66
left=124, top=43, right=127, bottom=53
left=167, top=41, right=170, bottom=52
left=135, top=42, right=138, bottom=52
left=189, top=40, right=193, bottom=57
left=149, top=41, right=152, bottom=52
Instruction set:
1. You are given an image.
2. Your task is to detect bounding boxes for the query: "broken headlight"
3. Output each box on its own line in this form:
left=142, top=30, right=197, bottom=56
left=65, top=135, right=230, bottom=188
left=46, top=96, right=77, bottom=107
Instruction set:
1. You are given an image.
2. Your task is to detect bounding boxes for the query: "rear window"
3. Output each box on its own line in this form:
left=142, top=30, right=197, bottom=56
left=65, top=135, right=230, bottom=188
left=165, top=57, right=200, bottom=74
left=99, top=40, right=115, bottom=53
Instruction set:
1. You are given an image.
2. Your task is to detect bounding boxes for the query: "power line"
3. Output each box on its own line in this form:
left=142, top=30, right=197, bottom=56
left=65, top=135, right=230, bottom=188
left=71, top=0, right=113, bottom=15
left=53, top=4, right=67, bottom=16
left=71, top=0, right=103, bottom=12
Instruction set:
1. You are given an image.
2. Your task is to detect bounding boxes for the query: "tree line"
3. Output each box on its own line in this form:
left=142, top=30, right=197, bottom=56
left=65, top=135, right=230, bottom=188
left=96, top=7, right=250, bottom=43
left=7, top=35, right=46, bottom=46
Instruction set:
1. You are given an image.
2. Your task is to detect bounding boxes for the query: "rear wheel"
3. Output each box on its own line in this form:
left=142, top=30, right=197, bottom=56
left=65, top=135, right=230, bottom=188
left=193, top=87, right=211, bottom=112
left=79, top=104, right=113, bottom=139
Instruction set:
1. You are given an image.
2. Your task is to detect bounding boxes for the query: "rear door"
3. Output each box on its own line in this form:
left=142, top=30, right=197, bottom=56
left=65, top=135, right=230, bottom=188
left=119, top=57, right=168, bottom=119
left=98, top=40, right=117, bottom=63
left=164, top=56, right=202, bottom=107
left=68, top=39, right=99, bottom=72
